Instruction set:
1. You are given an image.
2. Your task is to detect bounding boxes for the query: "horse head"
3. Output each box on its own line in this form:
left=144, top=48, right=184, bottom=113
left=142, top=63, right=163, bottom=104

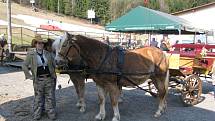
left=55, top=32, right=111, bottom=70
left=55, top=32, right=81, bottom=67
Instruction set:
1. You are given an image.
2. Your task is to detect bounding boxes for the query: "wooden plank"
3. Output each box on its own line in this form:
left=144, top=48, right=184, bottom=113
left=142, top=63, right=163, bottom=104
left=166, top=53, right=180, bottom=69
left=10, top=51, right=27, bottom=55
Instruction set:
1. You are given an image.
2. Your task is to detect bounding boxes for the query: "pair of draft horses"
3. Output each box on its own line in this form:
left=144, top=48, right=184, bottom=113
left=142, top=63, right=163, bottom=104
left=52, top=33, right=169, bottom=121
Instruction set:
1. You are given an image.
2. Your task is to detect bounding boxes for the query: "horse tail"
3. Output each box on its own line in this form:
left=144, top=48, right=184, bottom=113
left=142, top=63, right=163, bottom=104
left=164, top=69, right=169, bottom=95
left=164, top=52, right=169, bottom=96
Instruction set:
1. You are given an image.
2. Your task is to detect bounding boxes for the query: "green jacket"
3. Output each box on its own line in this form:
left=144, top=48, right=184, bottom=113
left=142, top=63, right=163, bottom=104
left=22, top=49, right=56, bottom=81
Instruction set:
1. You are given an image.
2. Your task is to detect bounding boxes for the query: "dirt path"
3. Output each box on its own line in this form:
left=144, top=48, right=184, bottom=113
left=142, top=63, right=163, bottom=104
left=0, top=66, right=215, bottom=121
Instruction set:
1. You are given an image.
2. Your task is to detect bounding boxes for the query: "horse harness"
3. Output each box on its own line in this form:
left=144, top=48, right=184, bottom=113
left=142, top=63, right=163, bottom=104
left=60, top=43, right=163, bottom=97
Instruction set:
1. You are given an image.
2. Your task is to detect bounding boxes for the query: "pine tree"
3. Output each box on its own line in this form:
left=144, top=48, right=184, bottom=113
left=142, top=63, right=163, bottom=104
left=39, top=0, right=48, bottom=9
left=30, top=0, right=215, bottom=24
left=59, top=0, right=65, bottom=14
left=64, top=0, right=72, bottom=15
left=49, top=0, right=58, bottom=12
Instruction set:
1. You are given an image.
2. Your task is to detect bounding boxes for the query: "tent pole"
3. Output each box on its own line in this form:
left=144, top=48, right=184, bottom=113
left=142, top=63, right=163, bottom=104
left=149, top=32, right=151, bottom=46
left=194, top=31, right=196, bottom=43
left=119, top=32, right=122, bottom=45
left=178, top=29, right=181, bottom=43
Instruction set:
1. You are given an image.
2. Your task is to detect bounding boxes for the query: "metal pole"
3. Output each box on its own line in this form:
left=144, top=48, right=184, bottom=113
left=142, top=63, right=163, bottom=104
left=21, top=27, right=23, bottom=45
left=57, top=0, right=60, bottom=15
left=48, top=31, right=49, bottom=38
left=194, top=32, right=196, bottom=43
left=7, top=0, right=12, bottom=52
left=178, top=29, right=181, bottom=43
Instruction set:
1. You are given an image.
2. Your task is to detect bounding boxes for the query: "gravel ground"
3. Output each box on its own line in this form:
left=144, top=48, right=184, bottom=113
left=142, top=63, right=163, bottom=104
left=0, top=66, right=215, bottom=121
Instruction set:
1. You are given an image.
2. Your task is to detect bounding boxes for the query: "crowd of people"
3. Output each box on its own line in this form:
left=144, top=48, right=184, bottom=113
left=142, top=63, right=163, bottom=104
left=149, top=38, right=204, bottom=51
left=150, top=37, right=172, bottom=51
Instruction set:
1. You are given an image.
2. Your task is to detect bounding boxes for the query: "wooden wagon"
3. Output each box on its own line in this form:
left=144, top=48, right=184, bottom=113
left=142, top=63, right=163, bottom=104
left=167, top=44, right=215, bottom=106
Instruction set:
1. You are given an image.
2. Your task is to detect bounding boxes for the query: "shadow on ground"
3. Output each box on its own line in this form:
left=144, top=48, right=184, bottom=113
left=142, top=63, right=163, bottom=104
left=0, top=82, right=215, bottom=121
left=0, top=65, right=21, bottom=74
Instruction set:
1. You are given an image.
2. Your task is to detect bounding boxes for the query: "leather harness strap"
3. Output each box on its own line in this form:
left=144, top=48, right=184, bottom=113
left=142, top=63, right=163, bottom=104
left=96, top=46, right=113, bottom=71
left=60, top=41, right=158, bottom=95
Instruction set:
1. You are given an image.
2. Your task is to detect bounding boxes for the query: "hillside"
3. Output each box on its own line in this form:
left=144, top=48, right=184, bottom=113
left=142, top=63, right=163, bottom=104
left=11, top=0, right=215, bottom=25
left=0, top=2, right=104, bottom=30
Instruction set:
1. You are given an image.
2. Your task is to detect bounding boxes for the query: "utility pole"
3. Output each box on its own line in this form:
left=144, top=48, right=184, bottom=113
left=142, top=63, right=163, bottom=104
left=7, top=0, right=12, bottom=52
left=57, top=0, right=60, bottom=15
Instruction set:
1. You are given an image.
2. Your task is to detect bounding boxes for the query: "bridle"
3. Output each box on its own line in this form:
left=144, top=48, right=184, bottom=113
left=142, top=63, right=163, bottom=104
left=58, top=40, right=80, bottom=61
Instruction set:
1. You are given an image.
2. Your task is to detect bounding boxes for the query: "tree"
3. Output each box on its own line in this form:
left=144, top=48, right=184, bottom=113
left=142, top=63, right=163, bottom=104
left=91, top=0, right=110, bottom=24
left=49, top=0, right=58, bottom=12
left=59, top=0, right=65, bottom=14
left=12, top=0, right=215, bottom=24
left=64, top=0, right=72, bottom=15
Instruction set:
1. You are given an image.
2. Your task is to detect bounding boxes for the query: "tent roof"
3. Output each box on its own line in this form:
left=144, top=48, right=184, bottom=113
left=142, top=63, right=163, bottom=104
left=105, top=6, right=204, bottom=34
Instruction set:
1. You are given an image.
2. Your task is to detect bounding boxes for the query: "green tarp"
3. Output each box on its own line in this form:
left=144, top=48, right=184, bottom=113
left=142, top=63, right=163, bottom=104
left=105, top=6, right=204, bottom=34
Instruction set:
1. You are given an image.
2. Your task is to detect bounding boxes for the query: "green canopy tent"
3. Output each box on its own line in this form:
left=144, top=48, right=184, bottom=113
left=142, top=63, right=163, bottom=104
left=105, top=6, right=205, bottom=34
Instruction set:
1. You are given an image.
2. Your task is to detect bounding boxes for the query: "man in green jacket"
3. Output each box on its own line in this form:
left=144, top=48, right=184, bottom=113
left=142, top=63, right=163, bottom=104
left=22, top=34, right=57, bottom=120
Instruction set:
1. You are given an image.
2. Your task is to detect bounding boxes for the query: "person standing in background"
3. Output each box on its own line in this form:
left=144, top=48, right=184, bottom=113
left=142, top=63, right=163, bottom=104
left=211, top=62, right=215, bottom=99
left=150, top=38, right=158, bottom=48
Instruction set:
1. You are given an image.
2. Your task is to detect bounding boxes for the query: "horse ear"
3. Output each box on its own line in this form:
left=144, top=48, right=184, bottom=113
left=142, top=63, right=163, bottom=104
left=72, top=35, right=78, bottom=41
left=64, top=32, right=70, bottom=39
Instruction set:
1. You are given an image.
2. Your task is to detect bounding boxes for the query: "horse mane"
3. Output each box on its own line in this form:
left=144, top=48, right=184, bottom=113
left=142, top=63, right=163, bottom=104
left=74, top=34, right=109, bottom=52
left=70, top=34, right=110, bottom=67
left=44, top=38, right=55, bottom=52
left=76, top=35, right=108, bottom=46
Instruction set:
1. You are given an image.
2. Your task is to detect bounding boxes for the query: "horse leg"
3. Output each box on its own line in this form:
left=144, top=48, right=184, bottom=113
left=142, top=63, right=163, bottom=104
left=95, top=85, right=107, bottom=120
left=153, top=71, right=169, bottom=117
left=76, top=78, right=86, bottom=112
left=70, top=75, right=86, bottom=112
left=109, top=85, right=121, bottom=121
left=118, top=86, right=123, bottom=103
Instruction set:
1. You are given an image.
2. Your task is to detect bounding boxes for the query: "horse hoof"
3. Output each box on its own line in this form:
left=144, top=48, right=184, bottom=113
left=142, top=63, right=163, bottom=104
left=76, top=102, right=81, bottom=107
left=95, top=113, right=105, bottom=120
left=154, top=112, right=161, bottom=118
left=80, top=106, right=86, bottom=113
left=112, top=116, right=120, bottom=121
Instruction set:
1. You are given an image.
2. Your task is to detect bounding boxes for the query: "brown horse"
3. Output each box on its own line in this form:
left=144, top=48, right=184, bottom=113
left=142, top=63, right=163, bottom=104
left=55, top=33, right=169, bottom=121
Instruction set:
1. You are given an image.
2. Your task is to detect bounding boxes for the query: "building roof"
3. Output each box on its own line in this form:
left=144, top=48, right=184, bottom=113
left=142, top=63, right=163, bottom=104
left=172, top=2, right=215, bottom=15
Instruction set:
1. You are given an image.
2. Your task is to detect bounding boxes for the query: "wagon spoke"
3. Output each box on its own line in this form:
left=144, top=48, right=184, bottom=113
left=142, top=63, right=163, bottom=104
left=181, top=74, right=202, bottom=106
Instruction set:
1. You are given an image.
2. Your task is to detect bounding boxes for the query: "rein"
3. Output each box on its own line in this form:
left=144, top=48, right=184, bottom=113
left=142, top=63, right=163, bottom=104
left=60, top=69, right=157, bottom=97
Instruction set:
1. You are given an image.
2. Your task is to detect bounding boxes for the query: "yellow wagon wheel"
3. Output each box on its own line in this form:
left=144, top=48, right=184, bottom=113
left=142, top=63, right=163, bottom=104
left=181, top=74, right=202, bottom=106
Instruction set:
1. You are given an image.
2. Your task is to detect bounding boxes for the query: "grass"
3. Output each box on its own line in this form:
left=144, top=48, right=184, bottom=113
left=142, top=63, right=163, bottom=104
left=0, top=27, right=33, bottom=45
